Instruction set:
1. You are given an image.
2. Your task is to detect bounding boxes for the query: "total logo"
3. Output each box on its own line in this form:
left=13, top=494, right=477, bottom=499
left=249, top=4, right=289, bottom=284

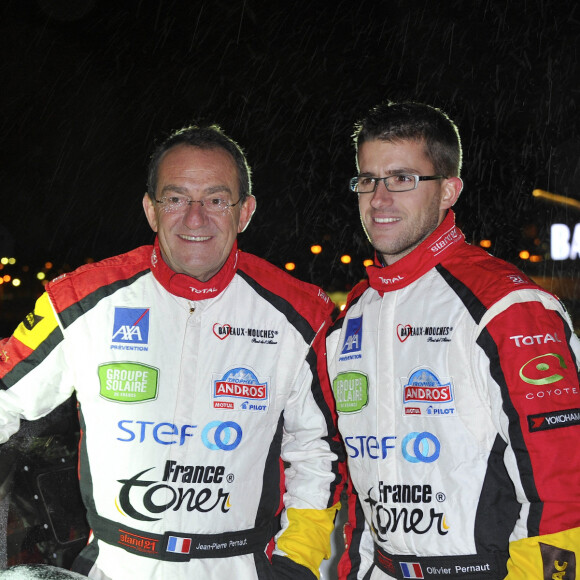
left=212, top=367, right=269, bottom=412
left=117, top=419, right=243, bottom=450
left=509, top=333, right=562, bottom=347
left=111, top=307, right=150, bottom=352
left=345, top=431, right=441, bottom=463
left=116, top=459, right=233, bottom=522
left=401, top=368, right=456, bottom=417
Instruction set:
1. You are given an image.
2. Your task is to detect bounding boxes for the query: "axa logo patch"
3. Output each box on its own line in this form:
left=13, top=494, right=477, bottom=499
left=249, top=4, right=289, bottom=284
left=540, top=542, right=576, bottom=580
left=111, top=307, right=150, bottom=351
left=339, top=316, right=362, bottom=361
left=212, top=367, right=269, bottom=412
left=528, top=408, right=580, bottom=433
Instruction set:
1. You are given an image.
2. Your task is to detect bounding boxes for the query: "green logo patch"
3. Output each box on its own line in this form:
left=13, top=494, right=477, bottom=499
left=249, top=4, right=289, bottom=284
left=333, top=371, right=368, bottom=413
left=98, top=362, right=159, bottom=403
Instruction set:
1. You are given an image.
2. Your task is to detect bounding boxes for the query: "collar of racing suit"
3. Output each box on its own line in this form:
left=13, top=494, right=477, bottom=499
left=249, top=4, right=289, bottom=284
left=149, top=237, right=239, bottom=300
left=366, top=210, right=465, bottom=294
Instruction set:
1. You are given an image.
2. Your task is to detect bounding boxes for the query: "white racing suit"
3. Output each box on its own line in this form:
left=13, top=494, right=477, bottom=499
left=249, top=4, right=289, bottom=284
left=327, top=212, right=580, bottom=580
left=0, top=239, right=344, bottom=580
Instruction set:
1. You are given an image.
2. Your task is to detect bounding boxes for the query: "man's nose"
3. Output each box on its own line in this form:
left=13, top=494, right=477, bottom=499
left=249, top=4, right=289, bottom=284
left=370, top=180, right=394, bottom=207
left=182, top=200, right=208, bottom=226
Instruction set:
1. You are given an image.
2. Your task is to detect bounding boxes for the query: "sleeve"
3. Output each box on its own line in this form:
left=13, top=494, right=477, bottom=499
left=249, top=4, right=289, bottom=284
left=477, top=293, right=580, bottom=578
left=337, top=477, right=375, bottom=580
left=273, top=322, right=346, bottom=579
left=0, top=292, right=74, bottom=443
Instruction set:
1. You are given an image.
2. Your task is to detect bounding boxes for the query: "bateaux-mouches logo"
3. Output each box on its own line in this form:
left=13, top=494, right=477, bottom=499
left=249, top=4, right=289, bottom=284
left=212, top=367, right=269, bottom=412
left=339, top=316, right=363, bottom=361
left=402, top=368, right=456, bottom=417
left=111, top=307, right=150, bottom=351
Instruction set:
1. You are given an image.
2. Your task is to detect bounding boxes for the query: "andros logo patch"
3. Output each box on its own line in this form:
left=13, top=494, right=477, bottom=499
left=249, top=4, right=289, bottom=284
left=212, top=367, right=269, bottom=412
left=401, top=368, right=456, bottom=417
left=111, top=307, right=150, bottom=351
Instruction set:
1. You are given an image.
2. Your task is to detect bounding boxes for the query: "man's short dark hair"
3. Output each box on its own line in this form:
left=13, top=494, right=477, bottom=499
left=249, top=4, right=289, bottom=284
left=353, top=101, right=462, bottom=177
left=147, top=124, right=252, bottom=202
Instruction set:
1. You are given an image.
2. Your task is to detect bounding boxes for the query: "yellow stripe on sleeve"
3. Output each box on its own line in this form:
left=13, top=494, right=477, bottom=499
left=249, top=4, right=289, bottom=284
left=13, top=293, right=59, bottom=351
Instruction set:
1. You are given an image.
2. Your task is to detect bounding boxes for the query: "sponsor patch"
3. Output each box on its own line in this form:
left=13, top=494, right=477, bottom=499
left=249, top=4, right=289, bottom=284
left=429, top=225, right=461, bottom=256
left=540, top=542, right=576, bottom=580
left=401, top=368, right=456, bottom=417
left=339, top=316, right=362, bottom=361
left=333, top=371, right=368, bottom=413
left=118, top=529, right=159, bottom=555
left=98, top=362, right=159, bottom=403
left=211, top=323, right=278, bottom=344
left=519, top=353, right=567, bottom=386
left=507, top=274, right=527, bottom=285
left=111, top=307, right=150, bottom=351
left=528, top=408, right=580, bottom=432
left=117, top=460, right=232, bottom=522
left=401, top=432, right=441, bottom=463
left=116, top=419, right=243, bottom=450
left=212, top=367, right=269, bottom=412
left=24, top=312, right=44, bottom=331
left=367, top=483, right=449, bottom=541
left=396, top=324, right=453, bottom=343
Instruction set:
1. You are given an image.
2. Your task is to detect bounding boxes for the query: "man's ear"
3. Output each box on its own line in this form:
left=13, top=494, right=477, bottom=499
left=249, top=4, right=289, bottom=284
left=143, top=193, right=159, bottom=232
left=238, top=195, right=257, bottom=233
left=440, top=177, right=463, bottom=210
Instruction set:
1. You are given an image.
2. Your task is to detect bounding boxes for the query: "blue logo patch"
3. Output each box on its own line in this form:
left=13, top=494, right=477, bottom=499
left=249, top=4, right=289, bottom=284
left=341, top=316, right=363, bottom=355
left=112, top=308, right=150, bottom=345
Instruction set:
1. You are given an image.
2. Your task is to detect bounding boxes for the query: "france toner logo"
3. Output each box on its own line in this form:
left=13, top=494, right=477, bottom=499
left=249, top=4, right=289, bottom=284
left=339, top=315, right=362, bottom=361
left=111, top=307, right=150, bottom=350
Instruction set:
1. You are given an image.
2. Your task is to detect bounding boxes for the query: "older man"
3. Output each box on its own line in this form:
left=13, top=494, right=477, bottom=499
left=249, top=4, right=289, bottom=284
left=0, top=125, right=343, bottom=579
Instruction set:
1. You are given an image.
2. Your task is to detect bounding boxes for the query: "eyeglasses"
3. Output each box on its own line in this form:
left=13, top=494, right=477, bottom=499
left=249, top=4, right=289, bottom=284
left=349, top=174, right=446, bottom=193
left=155, top=195, right=241, bottom=214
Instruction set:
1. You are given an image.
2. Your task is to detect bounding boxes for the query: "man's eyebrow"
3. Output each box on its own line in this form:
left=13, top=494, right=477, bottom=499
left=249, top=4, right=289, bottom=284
left=358, top=168, right=418, bottom=176
left=160, top=184, right=188, bottom=195
left=159, top=184, right=233, bottom=195
left=203, top=185, right=233, bottom=195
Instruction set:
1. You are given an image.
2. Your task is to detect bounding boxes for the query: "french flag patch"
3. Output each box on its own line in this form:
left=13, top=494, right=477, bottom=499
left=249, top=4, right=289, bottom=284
left=166, top=536, right=192, bottom=554
left=400, top=562, right=424, bottom=579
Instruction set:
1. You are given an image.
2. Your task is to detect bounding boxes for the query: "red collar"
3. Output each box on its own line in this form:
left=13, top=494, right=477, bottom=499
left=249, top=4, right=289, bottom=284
left=367, top=211, right=465, bottom=293
left=150, top=238, right=239, bottom=300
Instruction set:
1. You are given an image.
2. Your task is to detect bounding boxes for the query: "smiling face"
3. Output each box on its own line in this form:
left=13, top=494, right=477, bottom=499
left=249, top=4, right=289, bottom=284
left=357, top=138, right=462, bottom=265
left=143, top=144, right=256, bottom=281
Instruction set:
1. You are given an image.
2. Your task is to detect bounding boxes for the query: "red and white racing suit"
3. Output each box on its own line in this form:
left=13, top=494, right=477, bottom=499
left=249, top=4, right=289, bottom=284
left=327, top=212, right=580, bottom=580
left=0, top=239, right=344, bottom=580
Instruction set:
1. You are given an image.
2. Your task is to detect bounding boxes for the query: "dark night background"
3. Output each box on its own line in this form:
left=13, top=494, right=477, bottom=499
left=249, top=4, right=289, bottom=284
left=1, top=0, right=579, bottom=335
